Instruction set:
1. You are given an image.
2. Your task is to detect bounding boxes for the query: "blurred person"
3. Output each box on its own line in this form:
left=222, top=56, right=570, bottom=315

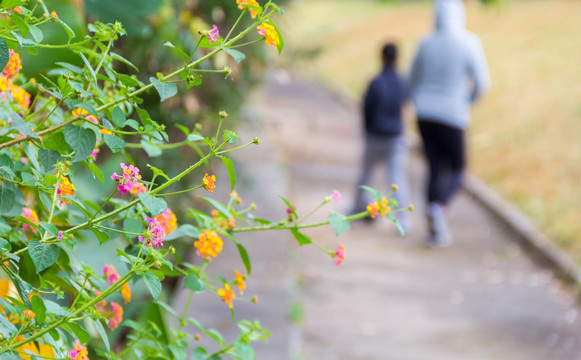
left=410, top=0, right=490, bottom=248
left=352, top=42, right=411, bottom=232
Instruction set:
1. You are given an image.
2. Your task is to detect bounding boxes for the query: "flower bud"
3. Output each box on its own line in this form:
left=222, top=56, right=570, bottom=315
left=391, top=184, right=399, bottom=191
left=408, top=204, right=414, bottom=212
left=253, top=137, right=260, bottom=145
left=194, top=333, right=202, bottom=341
left=219, top=111, right=228, bottom=118
left=251, top=295, right=258, bottom=304
left=250, top=203, right=256, bottom=210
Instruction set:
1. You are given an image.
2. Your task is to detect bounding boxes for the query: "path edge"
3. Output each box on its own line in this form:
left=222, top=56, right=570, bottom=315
left=462, top=174, right=581, bottom=288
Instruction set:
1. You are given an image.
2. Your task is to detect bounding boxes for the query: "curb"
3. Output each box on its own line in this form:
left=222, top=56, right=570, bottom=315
left=462, top=174, right=581, bottom=287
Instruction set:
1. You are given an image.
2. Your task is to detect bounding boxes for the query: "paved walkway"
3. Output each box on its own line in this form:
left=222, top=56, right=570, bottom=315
left=174, top=71, right=581, bottom=359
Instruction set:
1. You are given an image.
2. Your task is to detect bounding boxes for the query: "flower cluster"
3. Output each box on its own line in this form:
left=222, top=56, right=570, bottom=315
left=72, top=108, right=98, bottom=125
left=334, top=243, right=346, bottom=266
left=211, top=210, right=236, bottom=231
left=366, top=198, right=390, bottom=219
left=0, top=49, right=29, bottom=109
left=202, top=173, right=216, bottom=193
left=69, top=340, right=89, bottom=360
left=194, top=230, right=223, bottom=260
left=3, top=50, right=21, bottom=80
left=257, top=23, right=279, bottom=47
left=208, top=25, right=220, bottom=43
left=102, top=264, right=120, bottom=286
left=57, top=175, right=76, bottom=206
left=155, top=208, right=177, bottom=234
left=22, top=309, right=35, bottom=321
left=236, top=0, right=260, bottom=18
left=21, top=207, right=39, bottom=232
left=217, top=283, right=235, bottom=308
left=111, top=163, right=146, bottom=195
left=139, top=217, right=165, bottom=249
left=95, top=298, right=124, bottom=330
left=233, top=270, right=246, bottom=295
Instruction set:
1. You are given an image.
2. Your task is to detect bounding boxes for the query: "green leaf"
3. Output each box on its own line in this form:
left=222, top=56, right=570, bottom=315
left=28, top=240, right=60, bottom=273
left=65, top=322, right=91, bottom=344
left=42, top=132, right=68, bottom=152
left=64, top=125, right=96, bottom=162
left=13, top=215, right=38, bottom=231
left=0, top=187, right=14, bottom=213
left=94, top=318, right=110, bottom=352
left=28, top=25, right=43, bottom=43
left=223, top=47, right=246, bottom=64
left=0, top=315, right=17, bottom=338
left=200, top=197, right=230, bottom=219
left=187, top=134, right=205, bottom=142
left=44, top=300, right=74, bottom=317
left=270, top=22, right=285, bottom=55
left=386, top=213, right=405, bottom=237
left=184, top=273, right=205, bottom=293
left=191, top=347, right=208, bottom=360
left=234, top=341, right=255, bottom=360
left=38, top=221, right=58, bottom=237
left=0, top=238, right=11, bottom=252
left=124, top=217, right=144, bottom=235
left=290, top=228, right=311, bottom=246
left=10, top=110, right=38, bottom=138
left=163, top=41, right=190, bottom=62
left=104, top=134, right=126, bottom=153
left=138, top=193, right=167, bottom=216
left=328, top=213, right=350, bottom=236
left=150, top=77, right=177, bottom=102
left=83, top=161, right=104, bottom=184
left=38, top=149, right=62, bottom=170
left=360, top=185, right=382, bottom=202
left=205, top=328, right=226, bottom=347
left=236, top=243, right=251, bottom=275
left=110, top=106, right=127, bottom=128
left=91, top=228, right=110, bottom=245
left=220, top=156, right=236, bottom=191
left=142, top=272, right=162, bottom=300
left=30, top=295, right=46, bottom=324
left=0, top=38, right=9, bottom=74
left=223, top=130, right=239, bottom=144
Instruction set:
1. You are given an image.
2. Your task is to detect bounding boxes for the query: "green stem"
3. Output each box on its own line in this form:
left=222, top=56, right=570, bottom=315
left=297, top=200, right=327, bottom=225
left=215, top=140, right=256, bottom=155
left=157, top=185, right=203, bottom=197
left=234, top=211, right=370, bottom=232
left=228, top=38, right=263, bottom=49
left=224, top=10, right=246, bottom=43
left=33, top=98, right=64, bottom=131
left=89, top=189, right=117, bottom=222
left=95, top=224, right=142, bottom=236
left=69, top=273, right=90, bottom=310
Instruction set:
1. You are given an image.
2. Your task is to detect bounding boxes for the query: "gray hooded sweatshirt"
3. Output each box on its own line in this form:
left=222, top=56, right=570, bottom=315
left=409, top=0, right=490, bottom=129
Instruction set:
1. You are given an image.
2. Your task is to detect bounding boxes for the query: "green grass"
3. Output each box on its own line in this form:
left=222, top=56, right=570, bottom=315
left=279, top=0, right=581, bottom=261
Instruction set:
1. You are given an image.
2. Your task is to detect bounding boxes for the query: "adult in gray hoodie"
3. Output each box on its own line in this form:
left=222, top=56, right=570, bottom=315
left=409, top=0, right=490, bottom=247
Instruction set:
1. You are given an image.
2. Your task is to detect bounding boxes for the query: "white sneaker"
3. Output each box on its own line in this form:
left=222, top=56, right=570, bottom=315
left=426, top=203, right=452, bottom=247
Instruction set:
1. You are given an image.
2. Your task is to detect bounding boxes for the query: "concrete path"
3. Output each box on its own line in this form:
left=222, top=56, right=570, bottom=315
left=174, top=71, right=581, bottom=360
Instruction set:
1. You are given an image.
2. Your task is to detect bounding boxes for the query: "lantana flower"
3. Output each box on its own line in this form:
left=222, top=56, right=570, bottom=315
left=72, top=108, right=98, bottom=125
left=111, top=163, right=146, bottom=195
left=108, top=302, right=123, bottom=330
left=57, top=175, right=76, bottom=205
left=208, top=24, right=220, bottom=43
left=69, top=340, right=89, bottom=360
left=211, top=210, right=236, bottom=230
left=21, top=207, right=39, bottom=232
left=202, top=173, right=216, bottom=193
left=22, top=309, right=35, bottom=321
left=233, top=270, right=246, bottom=295
left=155, top=208, right=177, bottom=234
left=194, top=229, right=223, bottom=260
left=121, top=283, right=131, bottom=303
left=236, top=0, right=260, bottom=18
left=367, top=197, right=390, bottom=219
left=257, top=23, right=279, bottom=47
left=334, top=243, right=346, bottom=266
left=3, top=50, right=21, bottom=80
left=102, top=264, right=120, bottom=286
left=217, top=283, right=235, bottom=308
left=139, top=217, right=166, bottom=249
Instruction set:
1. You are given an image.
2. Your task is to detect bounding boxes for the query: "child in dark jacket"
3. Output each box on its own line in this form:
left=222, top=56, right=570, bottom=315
left=353, top=43, right=411, bottom=232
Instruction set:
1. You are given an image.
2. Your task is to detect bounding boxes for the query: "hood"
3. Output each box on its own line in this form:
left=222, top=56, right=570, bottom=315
left=435, top=0, right=465, bottom=31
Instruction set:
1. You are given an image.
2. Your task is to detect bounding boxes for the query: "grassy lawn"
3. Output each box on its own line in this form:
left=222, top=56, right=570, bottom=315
left=279, top=0, right=581, bottom=261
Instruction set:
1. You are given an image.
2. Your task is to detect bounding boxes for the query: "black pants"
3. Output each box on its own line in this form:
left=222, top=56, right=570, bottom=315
left=418, top=120, right=466, bottom=205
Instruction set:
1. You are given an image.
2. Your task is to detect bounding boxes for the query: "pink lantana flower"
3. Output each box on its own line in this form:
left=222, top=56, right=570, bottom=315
left=208, top=25, right=220, bottom=43
left=330, top=190, right=341, bottom=202
left=111, top=163, right=144, bottom=195
left=334, top=243, right=346, bottom=266
left=102, top=264, right=120, bottom=286
left=139, top=217, right=166, bottom=249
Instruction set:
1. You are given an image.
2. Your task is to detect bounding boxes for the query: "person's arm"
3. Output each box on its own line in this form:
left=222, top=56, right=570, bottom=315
left=468, top=36, right=491, bottom=102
